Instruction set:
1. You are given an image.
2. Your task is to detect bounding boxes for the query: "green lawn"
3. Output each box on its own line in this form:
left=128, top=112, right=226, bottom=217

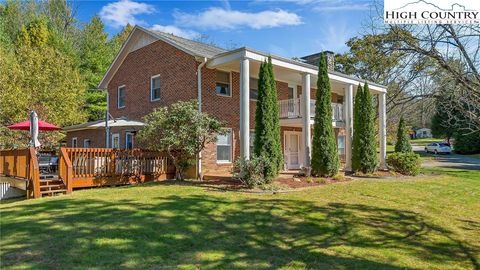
left=410, top=138, right=445, bottom=146
left=1, top=169, right=479, bottom=269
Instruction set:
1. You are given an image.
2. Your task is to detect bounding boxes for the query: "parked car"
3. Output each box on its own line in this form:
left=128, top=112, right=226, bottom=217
left=425, top=143, right=452, bottom=154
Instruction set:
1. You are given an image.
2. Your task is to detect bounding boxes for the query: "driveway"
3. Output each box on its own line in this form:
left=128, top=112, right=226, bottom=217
left=412, top=145, right=480, bottom=170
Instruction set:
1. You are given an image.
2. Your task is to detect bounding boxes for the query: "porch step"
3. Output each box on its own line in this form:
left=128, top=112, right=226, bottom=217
left=40, top=189, right=67, bottom=196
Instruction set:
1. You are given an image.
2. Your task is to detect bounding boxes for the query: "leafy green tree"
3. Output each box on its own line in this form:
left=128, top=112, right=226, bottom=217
left=253, top=57, right=283, bottom=181
left=311, top=52, right=339, bottom=177
left=109, top=23, right=133, bottom=53
left=138, top=100, right=223, bottom=180
left=395, top=116, right=412, bottom=153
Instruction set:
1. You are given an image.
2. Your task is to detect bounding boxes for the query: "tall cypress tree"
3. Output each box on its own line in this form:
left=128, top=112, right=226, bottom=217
left=395, top=116, right=412, bottom=153
left=359, top=83, right=378, bottom=173
left=254, top=57, right=283, bottom=181
left=311, top=52, right=339, bottom=177
left=351, top=84, right=364, bottom=172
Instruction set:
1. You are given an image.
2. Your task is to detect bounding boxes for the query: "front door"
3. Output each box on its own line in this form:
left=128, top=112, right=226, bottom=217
left=285, top=132, right=301, bottom=170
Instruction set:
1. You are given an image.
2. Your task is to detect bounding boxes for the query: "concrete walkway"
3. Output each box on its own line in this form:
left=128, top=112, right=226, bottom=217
left=413, top=145, right=480, bottom=171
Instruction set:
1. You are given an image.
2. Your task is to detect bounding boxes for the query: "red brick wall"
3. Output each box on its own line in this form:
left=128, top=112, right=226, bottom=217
left=108, top=40, right=198, bottom=121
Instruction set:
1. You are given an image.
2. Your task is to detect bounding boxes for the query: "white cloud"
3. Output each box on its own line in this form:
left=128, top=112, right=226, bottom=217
left=314, top=3, right=370, bottom=12
left=174, top=8, right=302, bottom=30
left=150, top=24, right=200, bottom=39
left=100, top=0, right=155, bottom=28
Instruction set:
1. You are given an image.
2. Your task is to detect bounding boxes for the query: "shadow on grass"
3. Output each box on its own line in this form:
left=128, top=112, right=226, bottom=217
left=1, top=194, right=479, bottom=269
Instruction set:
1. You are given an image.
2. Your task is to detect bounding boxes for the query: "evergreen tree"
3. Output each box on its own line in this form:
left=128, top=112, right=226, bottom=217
left=254, top=57, right=283, bottom=181
left=395, top=116, right=412, bottom=153
left=359, top=83, right=378, bottom=172
left=311, top=52, right=339, bottom=177
left=351, top=84, right=364, bottom=171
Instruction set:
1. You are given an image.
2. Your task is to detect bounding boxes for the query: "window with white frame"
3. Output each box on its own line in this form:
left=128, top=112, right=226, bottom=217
left=215, top=71, right=231, bottom=96
left=337, top=135, right=345, bottom=156
left=117, top=85, right=126, bottom=108
left=250, top=130, right=255, bottom=154
left=83, top=139, right=91, bottom=148
left=216, top=129, right=232, bottom=163
left=125, top=132, right=134, bottom=149
left=72, top=137, right=77, bottom=148
left=112, top=133, right=120, bottom=149
left=250, top=78, right=258, bottom=101
left=151, top=75, right=160, bottom=101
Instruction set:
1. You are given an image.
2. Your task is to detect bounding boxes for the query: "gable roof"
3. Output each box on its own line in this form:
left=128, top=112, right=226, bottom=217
left=98, top=26, right=227, bottom=88
left=149, top=29, right=226, bottom=58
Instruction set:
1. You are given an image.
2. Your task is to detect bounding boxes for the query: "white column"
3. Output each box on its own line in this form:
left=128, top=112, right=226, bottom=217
left=344, top=84, right=354, bottom=171
left=379, top=92, right=387, bottom=170
left=240, top=57, right=250, bottom=160
left=302, top=73, right=311, bottom=167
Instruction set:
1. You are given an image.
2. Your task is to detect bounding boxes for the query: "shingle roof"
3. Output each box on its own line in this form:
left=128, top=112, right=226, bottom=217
left=151, top=30, right=227, bottom=58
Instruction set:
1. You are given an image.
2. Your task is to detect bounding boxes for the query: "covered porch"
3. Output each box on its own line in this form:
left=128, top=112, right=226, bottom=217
left=207, top=47, right=387, bottom=172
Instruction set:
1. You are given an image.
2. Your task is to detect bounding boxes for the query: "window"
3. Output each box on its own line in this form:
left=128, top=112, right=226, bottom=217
left=112, top=133, right=120, bottom=149
left=83, top=139, right=91, bottom=148
left=151, top=75, right=160, bottom=101
left=117, top=85, right=125, bottom=108
left=125, top=132, right=134, bottom=149
left=337, top=135, right=345, bottom=155
left=288, top=86, right=295, bottom=99
left=250, top=78, right=258, bottom=101
left=250, top=130, right=255, bottom=154
left=72, top=137, right=77, bottom=148
left=216, top=129, right=232, bottom=163
left=215, top=71, right=231, bottom=96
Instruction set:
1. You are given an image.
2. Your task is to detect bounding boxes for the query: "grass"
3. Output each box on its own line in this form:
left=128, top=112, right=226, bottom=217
left=410, top=138, right=445, bottom=146
left=1, top=169, right=480, bottom=269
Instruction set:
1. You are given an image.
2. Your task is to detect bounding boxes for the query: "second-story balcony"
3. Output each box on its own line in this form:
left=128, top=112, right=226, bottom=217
left=278, top=98, right=344, bottom=122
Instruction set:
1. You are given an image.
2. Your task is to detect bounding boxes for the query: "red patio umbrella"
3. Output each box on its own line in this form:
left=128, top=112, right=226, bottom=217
left=7, top=119, right=62, bottom=131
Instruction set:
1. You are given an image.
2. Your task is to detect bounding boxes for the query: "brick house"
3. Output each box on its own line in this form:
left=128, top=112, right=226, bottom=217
left=64, top=26, right=388, bottom=178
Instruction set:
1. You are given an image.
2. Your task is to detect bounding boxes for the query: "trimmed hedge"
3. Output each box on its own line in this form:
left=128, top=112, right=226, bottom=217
left=386, top=152, right=421, bottom=176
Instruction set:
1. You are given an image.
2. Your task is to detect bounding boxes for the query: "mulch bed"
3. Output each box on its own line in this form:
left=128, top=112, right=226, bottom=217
left=348, top=170, right=400, bottom=178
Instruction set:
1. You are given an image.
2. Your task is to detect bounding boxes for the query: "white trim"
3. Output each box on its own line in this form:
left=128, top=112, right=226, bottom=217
left=112, top=133, right=120, bottom=149
left=117, top=85, right=126, bottom=108
left=150, top=74, right=161, bottom=101
left=83, top=139, right=91, bottom=148
left=208, top=48, right=388, bottom=93
left=216, top=128, right=232, bottom=164
left=71, top=137, right=77, bottom=148
left=125, top=132, right=134, bottom=149
left=215, top=70, right=232, bottom=97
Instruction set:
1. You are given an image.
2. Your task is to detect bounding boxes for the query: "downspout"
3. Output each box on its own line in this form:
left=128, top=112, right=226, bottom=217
left=197, top=57, right=207, bottom=180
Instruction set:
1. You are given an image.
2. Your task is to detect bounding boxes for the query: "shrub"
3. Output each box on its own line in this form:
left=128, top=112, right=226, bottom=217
left=453, top=131, right=480, bottom=154
left=232, top=156, right=270, bottom=188
left=386, top=152, right=421, bottom=176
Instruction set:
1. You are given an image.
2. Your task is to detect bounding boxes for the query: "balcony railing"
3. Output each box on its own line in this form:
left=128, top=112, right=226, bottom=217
left=278, top=98, right=344, bottom=121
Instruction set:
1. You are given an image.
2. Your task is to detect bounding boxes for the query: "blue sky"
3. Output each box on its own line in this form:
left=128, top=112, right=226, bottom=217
left=74, top=0, right=375, bottom=57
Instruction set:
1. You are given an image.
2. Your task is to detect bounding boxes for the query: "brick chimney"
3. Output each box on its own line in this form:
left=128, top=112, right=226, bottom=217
left=301, top=50, right=335, bottom=71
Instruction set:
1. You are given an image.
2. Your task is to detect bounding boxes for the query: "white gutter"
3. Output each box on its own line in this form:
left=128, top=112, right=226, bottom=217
left=197, top=58, right=207, bottom=179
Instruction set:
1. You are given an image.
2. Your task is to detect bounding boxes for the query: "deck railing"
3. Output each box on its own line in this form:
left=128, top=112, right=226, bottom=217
left=278, top=98, right=344, bottom=121
left=0, top=148, right=41, bottom=198
left=62, top=148, right=174, bottom=188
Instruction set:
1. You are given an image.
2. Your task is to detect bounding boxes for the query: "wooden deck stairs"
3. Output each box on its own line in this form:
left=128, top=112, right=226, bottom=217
left=39, top=176, right=67, bottom=197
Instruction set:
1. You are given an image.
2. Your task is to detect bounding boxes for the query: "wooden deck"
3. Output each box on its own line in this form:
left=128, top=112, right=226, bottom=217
left=0, top=147, right=175, bottom=199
